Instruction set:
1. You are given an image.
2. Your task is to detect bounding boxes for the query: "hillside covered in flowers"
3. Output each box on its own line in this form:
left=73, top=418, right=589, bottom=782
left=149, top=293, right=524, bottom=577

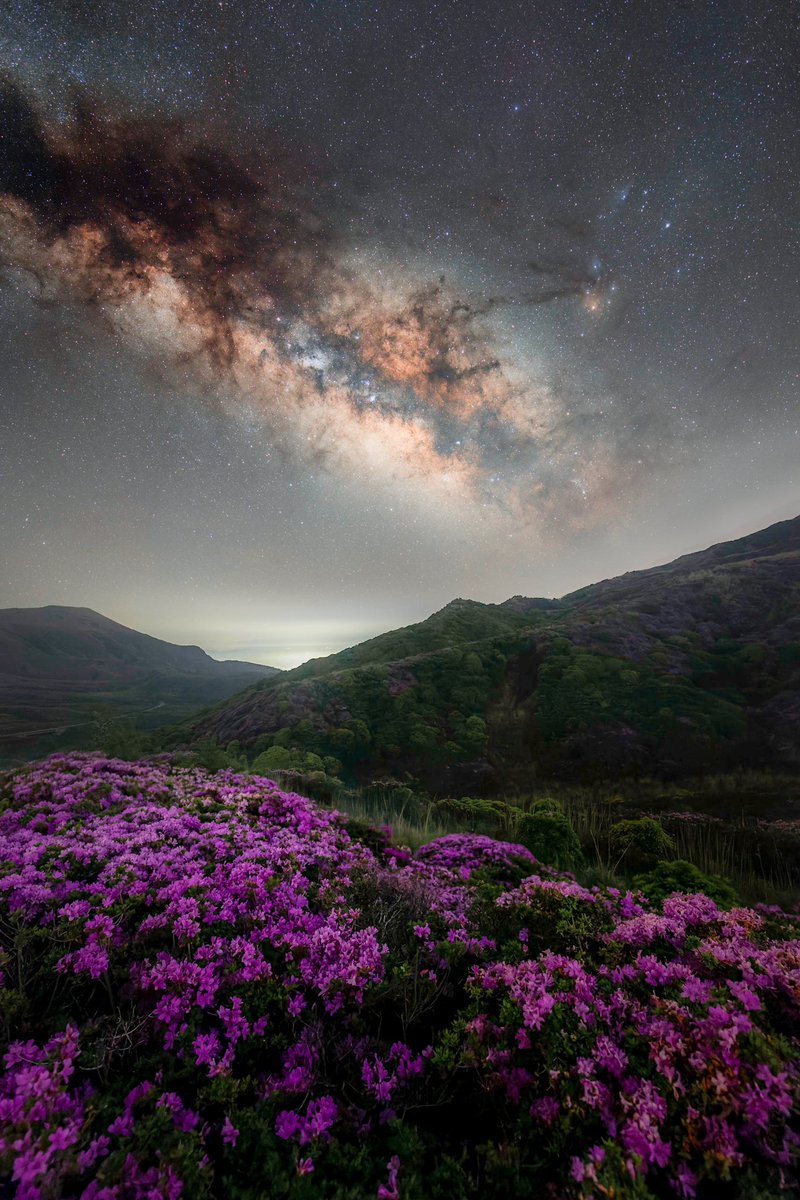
left=1, top=754, right=799, bottom=1198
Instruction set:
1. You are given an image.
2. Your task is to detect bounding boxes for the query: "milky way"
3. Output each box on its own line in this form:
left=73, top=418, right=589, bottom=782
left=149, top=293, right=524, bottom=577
left=0, top=2, right=798, bottom=665
left=0, top=81, right=636, bottom=533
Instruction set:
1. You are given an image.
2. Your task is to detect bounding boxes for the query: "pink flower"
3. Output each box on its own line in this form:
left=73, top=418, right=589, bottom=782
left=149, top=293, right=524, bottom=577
left=377, top=1154, right=401, bottom=1199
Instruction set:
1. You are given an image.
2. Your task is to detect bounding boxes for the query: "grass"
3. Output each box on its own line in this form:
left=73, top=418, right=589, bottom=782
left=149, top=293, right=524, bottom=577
left=262, top=767, right=800, bottom=906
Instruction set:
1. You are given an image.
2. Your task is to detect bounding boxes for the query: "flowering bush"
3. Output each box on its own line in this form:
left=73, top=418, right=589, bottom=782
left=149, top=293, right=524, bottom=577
left=0, top=754, right=798, bottom=1198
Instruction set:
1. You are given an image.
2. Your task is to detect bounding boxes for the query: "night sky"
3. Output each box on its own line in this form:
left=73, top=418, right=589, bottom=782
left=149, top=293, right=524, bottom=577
left=1, top=1, right=798, bottom=668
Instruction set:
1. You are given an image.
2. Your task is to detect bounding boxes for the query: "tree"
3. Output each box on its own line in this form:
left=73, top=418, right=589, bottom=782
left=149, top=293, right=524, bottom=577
left=409, top=724, right=438, bottom=753
left=251, top=746, right=295, bottom=774
left=90, top=711, right=148, bottom=761
left=461, top=715, right=488, bottom=755
left=193, top=738, right=230, bottom=772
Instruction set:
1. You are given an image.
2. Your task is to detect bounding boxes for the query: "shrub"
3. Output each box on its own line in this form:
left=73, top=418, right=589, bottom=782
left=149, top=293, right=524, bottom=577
left=610, top=816, right=675, bottom=870
left=0, top=755, right=797, bottom=1198
left=516, top=798, right=583, bottom=869
left=434, top=795, right=506, bottom=825
left=634, top=858, right=739, bottom=908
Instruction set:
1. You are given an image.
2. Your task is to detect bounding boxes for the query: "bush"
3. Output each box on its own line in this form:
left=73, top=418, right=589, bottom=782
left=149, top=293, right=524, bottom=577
left=610, top=816, right=675, bottom=870
left=435, top=795, right=506, bottom=825
left=515, top=798, right=583, bottom=869
left=1, top=755, right=798, bottom=1198
left=251, top=745, right=297, bottom=773
left=252, top=746, right=343, bottom=780
left=634, top=859, right=739, bottom=908
left=90, top=712, right=150, bottom=761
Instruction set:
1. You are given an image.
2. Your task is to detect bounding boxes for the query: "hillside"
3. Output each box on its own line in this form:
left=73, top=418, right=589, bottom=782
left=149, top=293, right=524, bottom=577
left=188, top=516, right=800, bottom=790
left=0, top=605, right=279, bottom=759
left=2, top=753, right=798, bottom=1198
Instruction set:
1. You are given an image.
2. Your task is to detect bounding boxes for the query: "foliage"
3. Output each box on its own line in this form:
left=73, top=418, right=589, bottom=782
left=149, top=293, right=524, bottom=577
left=609, top=817, right=675, bottom=870
left=192, top=737, right=247, bottom=772
left=182, top=538, right=800, bottom=790
left=515, top=798, right=583, bottom=870
left=91, top=711, right=152, bottom=761
left=434, top=795, right=507, bottom=825
left=251, top=746, right=342, bottom=777
left=536, top=640, right=748, bottom=745
left=634, top=859, right=739, bottom=908
left=0, top=754, right=798, bottom=1199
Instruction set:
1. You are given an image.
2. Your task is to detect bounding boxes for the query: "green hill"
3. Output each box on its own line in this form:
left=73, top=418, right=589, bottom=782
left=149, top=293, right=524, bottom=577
left=0, top=606, right=279, bottom=764
left=187, top=516, right=800, bottom=790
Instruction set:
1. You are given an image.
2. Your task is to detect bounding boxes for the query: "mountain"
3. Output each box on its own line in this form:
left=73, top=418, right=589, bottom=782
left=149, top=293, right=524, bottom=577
left=187, top=516, right=800, bottom=790
left=0, top=606, right=279, bottom=757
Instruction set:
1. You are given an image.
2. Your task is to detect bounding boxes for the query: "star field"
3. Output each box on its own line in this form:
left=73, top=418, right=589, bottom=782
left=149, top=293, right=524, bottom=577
left=0, top=0, right=798, bottom=667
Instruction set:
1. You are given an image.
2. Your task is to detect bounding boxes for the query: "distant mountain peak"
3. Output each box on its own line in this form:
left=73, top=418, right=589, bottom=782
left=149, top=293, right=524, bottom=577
left=500, top=595, right=563, bottom=613
left=0, top=607, right=281, bottom=759
left=437, top=597, right=480, bottom=612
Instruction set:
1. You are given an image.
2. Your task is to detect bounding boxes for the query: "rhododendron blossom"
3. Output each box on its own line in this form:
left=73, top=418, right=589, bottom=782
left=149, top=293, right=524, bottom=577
left=0, top=753, right=797, bottom=1197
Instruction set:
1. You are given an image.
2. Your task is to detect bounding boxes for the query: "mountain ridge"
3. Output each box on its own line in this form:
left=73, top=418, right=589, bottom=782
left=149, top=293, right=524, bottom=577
left=0, top=605, right=277, bottom=678
left=0, top=606, right=280, bottom=758
left=186, top=514, right=800, bottom=789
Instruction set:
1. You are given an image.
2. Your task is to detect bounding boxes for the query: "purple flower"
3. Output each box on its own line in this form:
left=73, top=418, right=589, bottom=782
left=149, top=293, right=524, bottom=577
left=377, top=1154, right=401, bottom=1199
left=221, top=1115, right=239, bottom=1146
left=2, top=752, right=799, bottom=1197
